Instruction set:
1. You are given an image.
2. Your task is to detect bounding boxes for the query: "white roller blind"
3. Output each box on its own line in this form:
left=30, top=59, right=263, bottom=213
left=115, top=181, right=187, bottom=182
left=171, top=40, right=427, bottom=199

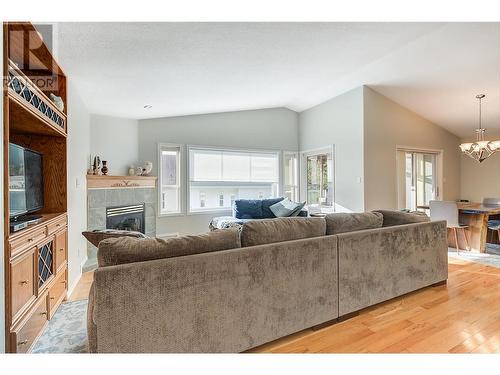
left=189, top=148, right=278, bottom=182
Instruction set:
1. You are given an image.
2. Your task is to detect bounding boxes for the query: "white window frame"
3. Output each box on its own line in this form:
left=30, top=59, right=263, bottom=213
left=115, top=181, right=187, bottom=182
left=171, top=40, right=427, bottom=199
left=157, top=143, right=185, bottom=217
left=282, top=151, right=300, bottom=202
left=186, top=145, right=282, bottom=215
left=300, top=145, right=336, bottom=212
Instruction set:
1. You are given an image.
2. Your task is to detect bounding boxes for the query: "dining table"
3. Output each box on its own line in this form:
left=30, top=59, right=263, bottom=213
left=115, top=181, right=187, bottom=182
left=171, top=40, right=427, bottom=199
left=449, top=202, right=500, bottom=252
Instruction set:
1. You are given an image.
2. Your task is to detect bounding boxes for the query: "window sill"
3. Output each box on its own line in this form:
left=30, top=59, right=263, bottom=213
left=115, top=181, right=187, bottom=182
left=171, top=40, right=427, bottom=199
left=158, top=212, right=185, bottom=218
left=187, top=209, right=232, bottom=216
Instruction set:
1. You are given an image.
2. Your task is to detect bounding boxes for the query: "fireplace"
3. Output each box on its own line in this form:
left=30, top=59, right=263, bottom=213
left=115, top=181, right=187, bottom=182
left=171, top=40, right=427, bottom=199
left=106, top=203, right=146, bottom=234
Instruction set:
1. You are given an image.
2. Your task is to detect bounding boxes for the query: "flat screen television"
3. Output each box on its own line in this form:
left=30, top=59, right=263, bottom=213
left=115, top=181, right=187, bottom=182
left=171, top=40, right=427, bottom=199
left=9, top=143, right=44, bottom=218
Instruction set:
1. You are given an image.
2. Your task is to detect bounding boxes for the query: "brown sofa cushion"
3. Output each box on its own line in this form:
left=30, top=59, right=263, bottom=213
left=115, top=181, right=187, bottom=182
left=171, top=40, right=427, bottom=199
left=373, top=210, right=430, bottom=227
left=97, top=228, right=241, bottom=267
left=240, top=217, right=326, bottom=247
left=325, top=212, right=383, bottom=235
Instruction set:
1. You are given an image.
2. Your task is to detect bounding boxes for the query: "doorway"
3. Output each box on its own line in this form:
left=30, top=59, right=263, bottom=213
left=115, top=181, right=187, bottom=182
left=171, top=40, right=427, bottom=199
left=397, top=148, right=442, bottom=211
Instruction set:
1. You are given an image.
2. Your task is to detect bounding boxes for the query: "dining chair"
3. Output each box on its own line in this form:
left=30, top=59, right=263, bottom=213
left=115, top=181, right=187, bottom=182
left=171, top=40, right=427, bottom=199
left=430, top=200, right=470, bottom=253
left=483, top=197, right=500, bottom=244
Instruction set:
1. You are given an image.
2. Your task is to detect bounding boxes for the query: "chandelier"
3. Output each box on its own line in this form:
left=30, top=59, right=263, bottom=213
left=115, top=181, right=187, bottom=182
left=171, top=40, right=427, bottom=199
left=459, top=94, right=500, bottom=163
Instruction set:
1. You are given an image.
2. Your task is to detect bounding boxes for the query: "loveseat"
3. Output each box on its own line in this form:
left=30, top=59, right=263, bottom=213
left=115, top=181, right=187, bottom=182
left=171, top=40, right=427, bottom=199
left=87, top=210, right=447, bottom=353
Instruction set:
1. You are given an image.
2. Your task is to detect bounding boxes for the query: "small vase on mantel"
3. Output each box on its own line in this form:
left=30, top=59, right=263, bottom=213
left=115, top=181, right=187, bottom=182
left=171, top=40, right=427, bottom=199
left=101, top=161, right=108, bottom=175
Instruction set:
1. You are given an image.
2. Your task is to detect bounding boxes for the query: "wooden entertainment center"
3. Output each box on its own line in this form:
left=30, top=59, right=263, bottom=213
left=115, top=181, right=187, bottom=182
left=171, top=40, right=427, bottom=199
left=3, top=22, right=68, bottom=352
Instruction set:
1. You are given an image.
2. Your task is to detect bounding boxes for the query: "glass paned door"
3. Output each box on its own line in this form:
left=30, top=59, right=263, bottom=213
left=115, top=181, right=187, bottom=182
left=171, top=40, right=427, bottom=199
left=398, top=151, right=438, bottom=211
left=304, top=151, right=333, bottom=207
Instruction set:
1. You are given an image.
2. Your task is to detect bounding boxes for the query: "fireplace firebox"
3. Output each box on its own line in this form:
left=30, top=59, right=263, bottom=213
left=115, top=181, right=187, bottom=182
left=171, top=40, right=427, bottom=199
left=106, top=203, right=146, bottom=234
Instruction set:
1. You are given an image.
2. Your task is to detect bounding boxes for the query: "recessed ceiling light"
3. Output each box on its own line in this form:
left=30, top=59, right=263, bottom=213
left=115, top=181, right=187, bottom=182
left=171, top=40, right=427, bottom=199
left=144, top=105, right=152, bottom=109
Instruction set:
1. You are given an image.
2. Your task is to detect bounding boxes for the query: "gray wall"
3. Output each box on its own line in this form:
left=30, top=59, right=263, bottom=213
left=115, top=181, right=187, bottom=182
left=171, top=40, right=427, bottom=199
left=0, top=25, right=5, bottom=353
left=90, top=114, right=139, bottom=175
left=460, top=133, right=500, bottom=202
left=299, top=87, right=365, bottom=212
left=138, top=107, right=299, bottom=235
left=67, top=82, right=91, bottom=293
left=363, top=86, right=461, bottom=210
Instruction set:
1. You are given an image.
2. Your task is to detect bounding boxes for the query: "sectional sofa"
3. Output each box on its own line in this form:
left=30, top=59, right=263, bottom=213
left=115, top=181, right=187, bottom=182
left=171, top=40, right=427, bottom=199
left=87, top=210, right=448, bottom=353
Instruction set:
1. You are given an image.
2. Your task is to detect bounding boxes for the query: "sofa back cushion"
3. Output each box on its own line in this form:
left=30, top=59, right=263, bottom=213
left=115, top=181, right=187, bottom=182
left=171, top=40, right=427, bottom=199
left=233, top=199, right=263, bottom=219
left=373, top=210, right=430, bottom=227
left=240, top=217, right=326, bottom=247
left=325, top=212, right=383, bottom=235
left=98, top=228, right=241, bottom=267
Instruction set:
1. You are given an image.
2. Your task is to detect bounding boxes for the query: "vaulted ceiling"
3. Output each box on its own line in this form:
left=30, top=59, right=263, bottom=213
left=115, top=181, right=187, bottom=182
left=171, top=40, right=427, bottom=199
left=54, top=22, right=500, bottom=138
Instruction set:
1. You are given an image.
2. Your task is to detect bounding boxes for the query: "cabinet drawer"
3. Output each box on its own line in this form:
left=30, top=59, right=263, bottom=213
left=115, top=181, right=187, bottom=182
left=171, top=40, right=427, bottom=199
left=54, top=229, right=67, bottom=271
left=11, top=249, right=36, bottom=320
left=9, top=226, right=46, bottom=257
left=13, top=291, right=48, bottom=353
left=47, top=215, right=67, bottom=236
left=48, top=270, right=67, bottom=318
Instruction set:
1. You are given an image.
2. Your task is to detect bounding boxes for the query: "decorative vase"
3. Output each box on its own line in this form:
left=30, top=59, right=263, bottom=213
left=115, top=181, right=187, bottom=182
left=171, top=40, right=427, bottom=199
left=128, top=166, right=136, bottom=176
left=101, top=161, right=108, bottom=175
left=142, top=161, right=153, bottom=176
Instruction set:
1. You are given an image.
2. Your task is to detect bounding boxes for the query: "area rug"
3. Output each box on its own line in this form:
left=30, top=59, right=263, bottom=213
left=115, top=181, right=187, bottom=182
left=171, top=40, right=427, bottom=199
left=31, top=299, right=88, bottom=353
left=448, top=249, right=500, bottom=269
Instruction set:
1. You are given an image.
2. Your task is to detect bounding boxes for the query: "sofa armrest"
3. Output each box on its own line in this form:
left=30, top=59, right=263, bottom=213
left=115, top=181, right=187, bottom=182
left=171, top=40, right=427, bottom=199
left=92, top=236, right=338, bottom=353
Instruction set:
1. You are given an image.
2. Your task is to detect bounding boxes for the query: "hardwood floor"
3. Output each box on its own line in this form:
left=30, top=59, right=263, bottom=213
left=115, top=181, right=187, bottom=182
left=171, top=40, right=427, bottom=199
left=70, top=257, right=500, bottom=353
left=68, top=271, right=93, bottom=301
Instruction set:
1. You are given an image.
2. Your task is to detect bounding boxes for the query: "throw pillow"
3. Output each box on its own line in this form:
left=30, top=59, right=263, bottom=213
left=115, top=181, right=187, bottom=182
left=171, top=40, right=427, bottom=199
left=261, top=197, right=285, bottom=218
left=233, top=199, right=263, bottom=219
left=270, top=198, right=304, bottom=217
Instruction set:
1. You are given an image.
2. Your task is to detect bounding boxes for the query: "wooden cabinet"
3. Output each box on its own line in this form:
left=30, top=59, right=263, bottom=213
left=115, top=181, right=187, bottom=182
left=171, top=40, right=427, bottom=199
left=10, top=249, right=36, bottom=321
left=9, top=226, right=46, bottom=258
left=11, top=291, right=49, bottom=353
left=3, top=22, right=69, bottom=353
left=54, top=229, right=67, bottom=272
left=5, top=214, right=68, bottom=352
left=48, top=270, right=67, bottom=319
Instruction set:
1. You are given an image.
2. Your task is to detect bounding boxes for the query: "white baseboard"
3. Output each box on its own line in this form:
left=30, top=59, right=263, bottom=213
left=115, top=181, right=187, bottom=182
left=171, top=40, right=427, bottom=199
left=67, top=256, right=89, bottom=298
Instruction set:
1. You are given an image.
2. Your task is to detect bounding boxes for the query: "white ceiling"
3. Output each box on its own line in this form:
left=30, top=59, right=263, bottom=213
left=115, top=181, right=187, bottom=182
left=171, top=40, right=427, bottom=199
left=54, top=22, right=500, bottom=138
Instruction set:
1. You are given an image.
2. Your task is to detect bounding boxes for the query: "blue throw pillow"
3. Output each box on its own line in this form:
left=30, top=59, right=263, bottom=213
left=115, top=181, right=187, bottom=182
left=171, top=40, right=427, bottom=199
left=261, top=197, right=285, bottom=218
left=233, top=199, right=263, bottom=219
left=270, top=198, right=304, bottom=218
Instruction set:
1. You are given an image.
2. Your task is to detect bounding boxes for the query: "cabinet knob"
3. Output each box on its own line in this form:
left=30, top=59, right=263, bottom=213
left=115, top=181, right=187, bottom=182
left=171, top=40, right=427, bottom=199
left=40, top=311, right=47, bottom=316
left=59, top=248, right=64, bottom=251
left=20, top=280, right=29, bottom=285
left=28, top=238, right=33, bottom=242
left=56, top=224, right=61, bottom=227
left=18, top=340, right=28, bottom=346
left=50, top=296, right=55, bottom=300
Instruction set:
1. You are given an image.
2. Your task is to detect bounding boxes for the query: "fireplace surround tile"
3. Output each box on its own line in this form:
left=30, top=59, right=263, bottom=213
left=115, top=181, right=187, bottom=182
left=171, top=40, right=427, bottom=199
left=88, top=189, right=106, bottom=209
left=85, top=187, right=157, bottom=272
left=88, top=207, right=106, bottom=230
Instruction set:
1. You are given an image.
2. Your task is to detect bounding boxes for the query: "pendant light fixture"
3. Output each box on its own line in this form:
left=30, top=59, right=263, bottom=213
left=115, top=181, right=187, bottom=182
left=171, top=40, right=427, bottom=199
left=459, top=94, right=500, bottom=163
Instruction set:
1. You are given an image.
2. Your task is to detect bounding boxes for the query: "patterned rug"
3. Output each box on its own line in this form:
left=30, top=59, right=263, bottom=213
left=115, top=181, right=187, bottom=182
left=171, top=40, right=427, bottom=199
left=448, top=249, right=500, bottom=268
left=31, top=299, right=88, bottom=353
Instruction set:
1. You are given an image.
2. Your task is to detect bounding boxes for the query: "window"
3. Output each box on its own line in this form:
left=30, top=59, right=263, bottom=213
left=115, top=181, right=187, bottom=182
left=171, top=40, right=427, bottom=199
left=158, top=144, right=182, bottom=215
left=397, top=150, right=440, bottom=211
left=283, top=152, right=299, bottom=201
left=188, top=147, right=279, bottom=212
left=301, top=148, right=334, bottom=209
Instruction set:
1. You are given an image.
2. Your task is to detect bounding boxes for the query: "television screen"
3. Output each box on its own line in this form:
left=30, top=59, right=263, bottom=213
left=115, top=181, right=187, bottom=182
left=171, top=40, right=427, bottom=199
left=9, top=143, right=44, bottom=218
